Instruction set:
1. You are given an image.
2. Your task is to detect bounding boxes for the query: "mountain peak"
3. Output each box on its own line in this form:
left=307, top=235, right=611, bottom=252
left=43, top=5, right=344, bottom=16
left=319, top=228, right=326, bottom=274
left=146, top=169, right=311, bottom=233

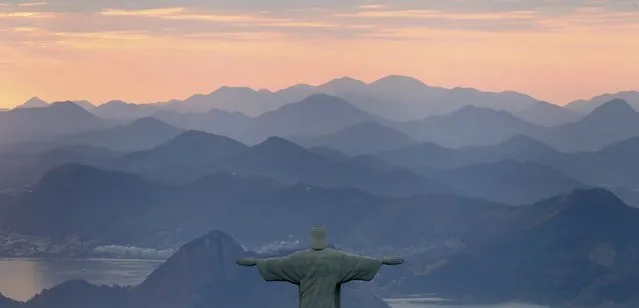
left=72, top=100, right=96, bottom=110
left=370, top=75, right=426, bottom=87
left=329, top=76, right=366, bottom=84
left=180, top=230, right=244, bottom=254
left=125, top=117, right=175, bottom=130
left=553, top=188, right=629, bottom=215
left=47, top=101, right=88, bottom=112
left=18, top=96, right=48, bottom=109
left=272, top=94, right=366, bottom=116
left=138, top=230, right=246, bottom=298
left=303, top=93, right=349, bottom=104
left=102, top=100, right=131, bottom=106
left=253, top=136, right=306, bottom=153
left=212, top=86, right=258, bottom=95
left=587, top=99, right=635, bottom=119
left=317, top=77, right=368, bottom=93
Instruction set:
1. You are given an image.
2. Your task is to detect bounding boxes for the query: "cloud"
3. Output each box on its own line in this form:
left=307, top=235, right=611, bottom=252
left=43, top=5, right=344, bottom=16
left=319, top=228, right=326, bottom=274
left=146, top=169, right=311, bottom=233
left=0, top=0, right=637, bottom=48
left=99, top=7, right=186, bottom=16
left=17, top=2, right=47, bottom=6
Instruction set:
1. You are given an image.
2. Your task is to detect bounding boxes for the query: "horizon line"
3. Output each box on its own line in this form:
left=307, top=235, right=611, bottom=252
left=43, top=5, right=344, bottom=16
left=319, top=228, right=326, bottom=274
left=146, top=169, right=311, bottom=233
left=10, top=74, right=638, bottom=108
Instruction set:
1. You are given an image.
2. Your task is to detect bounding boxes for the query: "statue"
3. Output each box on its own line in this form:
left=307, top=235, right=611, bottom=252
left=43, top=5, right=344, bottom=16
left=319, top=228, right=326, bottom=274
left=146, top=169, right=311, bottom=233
left=236, top=225, right=403, bottom=308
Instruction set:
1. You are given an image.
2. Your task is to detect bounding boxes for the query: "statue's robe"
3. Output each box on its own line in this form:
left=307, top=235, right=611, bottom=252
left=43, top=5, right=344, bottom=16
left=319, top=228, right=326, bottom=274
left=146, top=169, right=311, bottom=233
left=256, top=248, right=383, bottom=308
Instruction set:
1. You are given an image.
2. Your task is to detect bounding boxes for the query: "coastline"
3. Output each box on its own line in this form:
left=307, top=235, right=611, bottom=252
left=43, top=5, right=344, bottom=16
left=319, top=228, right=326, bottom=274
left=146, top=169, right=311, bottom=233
left=384, top=295, right=549, bottom=308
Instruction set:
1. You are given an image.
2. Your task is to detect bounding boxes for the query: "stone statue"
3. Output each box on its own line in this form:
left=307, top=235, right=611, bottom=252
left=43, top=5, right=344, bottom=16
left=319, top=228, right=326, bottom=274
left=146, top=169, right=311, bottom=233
left=236, top=225, right=403, bottom=308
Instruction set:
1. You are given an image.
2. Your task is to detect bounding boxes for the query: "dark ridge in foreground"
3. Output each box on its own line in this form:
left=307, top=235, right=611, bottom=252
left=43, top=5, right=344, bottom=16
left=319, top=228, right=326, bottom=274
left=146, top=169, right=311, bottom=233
left=8, top=231, right=390, bottom=308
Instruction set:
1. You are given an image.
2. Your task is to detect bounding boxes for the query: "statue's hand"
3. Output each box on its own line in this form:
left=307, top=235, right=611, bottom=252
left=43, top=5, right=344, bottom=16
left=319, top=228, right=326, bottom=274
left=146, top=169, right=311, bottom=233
left=381, top=257, right=404, bottom=265
left=236, top=257, right=258, bottom=267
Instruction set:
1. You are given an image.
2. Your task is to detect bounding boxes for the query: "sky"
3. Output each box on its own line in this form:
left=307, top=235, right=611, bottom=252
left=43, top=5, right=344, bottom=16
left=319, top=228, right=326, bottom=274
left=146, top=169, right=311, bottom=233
left=0, top=0, right=638, bottom=108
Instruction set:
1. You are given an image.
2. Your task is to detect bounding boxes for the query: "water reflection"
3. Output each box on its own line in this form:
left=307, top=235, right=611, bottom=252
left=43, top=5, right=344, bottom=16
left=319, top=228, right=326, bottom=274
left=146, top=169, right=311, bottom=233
left=385, top=297, right=548, bottom=308
left=0, top=259, right=162, bottom=301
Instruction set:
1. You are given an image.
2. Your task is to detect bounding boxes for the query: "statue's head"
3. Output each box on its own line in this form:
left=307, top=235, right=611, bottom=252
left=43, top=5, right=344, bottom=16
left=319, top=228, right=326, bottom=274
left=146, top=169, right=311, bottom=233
left=310, top=225, right=328, bottom=250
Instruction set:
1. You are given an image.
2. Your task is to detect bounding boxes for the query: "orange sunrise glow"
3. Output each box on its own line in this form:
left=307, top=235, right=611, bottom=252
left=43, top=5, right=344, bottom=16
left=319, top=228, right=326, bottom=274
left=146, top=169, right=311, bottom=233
left=0, top=0, right=638, bottom=108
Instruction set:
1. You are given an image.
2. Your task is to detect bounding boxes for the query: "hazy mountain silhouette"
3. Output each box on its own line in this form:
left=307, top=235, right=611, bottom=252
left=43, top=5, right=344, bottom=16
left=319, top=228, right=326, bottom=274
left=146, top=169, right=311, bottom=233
left=71, top=100, right=95, bottom=111
left=308, top=147, right=350, bottom=161
left=551, top=136, right=639, bottom=189
left=0, top=102, right=107, bottom=144
left=163, top=86, right=285, bottom=116
left=11, top=164, right=166, bottom=243
left=205, top=136, right=456, bottom=197
left=147, top=75, right=556, bottom=123
left=380, top=133, right=639, bottom=196
left=315, top=76, right=369, bottom=95
left=390, top=106, right=543, bottom=148
left=314, top=76, right=545, bottom=122
left=377, top=141, right=460, bottom=169
left=15, top=97, right=48, bottom=109
left=1, top=130, right=453, bottom=197
left=292, top=122, right=417, bottom=155
left=1, top=164, right=487, bottom=249
left=385, top=189, right=639, bottom=307
left=419, top=159, right=587, bottom=204
left=512, top=101, right=583, bottom=127
left=379, top=135, right=562, bottom=169
left=62, top=117, right=183, bottom=151
left=115, top=130, right=249, bottom=178
left=0, top=144, right=118, bottom=189
left=151, top=109, right=252, bottom=141
left=91, top=100, right=159, bottom=122
left=536, top=99, right=639, bottom=152
left=566, top=91, right=639, bottom=113
left=238, top=94, right=380, bottom=144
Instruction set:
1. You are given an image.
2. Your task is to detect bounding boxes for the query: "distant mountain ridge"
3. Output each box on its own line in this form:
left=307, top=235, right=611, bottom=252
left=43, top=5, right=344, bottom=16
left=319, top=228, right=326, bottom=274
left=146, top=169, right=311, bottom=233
left=566, top=91, right=639, bottom=113
left=291, top=122, right=417, bottom=155
left=17, top=75, right=585, bottom=126
left=59, top=117, right=184, bottom=151
left=533, top=99, right=639, bottom=152
left=390, top=105, right=544, bottom=148
left=157, top=75, right=572, bottom=125
left=0, top=102, right=107, bottom=144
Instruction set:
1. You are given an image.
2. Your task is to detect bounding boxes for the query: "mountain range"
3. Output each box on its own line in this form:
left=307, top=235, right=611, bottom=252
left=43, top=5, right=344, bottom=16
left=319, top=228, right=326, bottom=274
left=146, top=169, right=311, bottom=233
left=8, top=92, right=638, bottom=153
left=378, top=132, right=639, bottom=192
left=566, top=91, right=639, bottom=113
left=290, top=122, right=417, bottom=155
left=0, top=102, right=106, bottom=144
left=1, top=123, right=638, bottom=205
left=2, top=77, right=639, bottom=307
left=19, top=75, right=620, bottom=126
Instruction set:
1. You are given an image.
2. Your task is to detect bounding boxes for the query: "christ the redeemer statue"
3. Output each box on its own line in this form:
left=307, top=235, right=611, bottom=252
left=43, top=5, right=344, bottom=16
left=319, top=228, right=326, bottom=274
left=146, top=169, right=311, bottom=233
left=236, top=225, right=403, bottom=308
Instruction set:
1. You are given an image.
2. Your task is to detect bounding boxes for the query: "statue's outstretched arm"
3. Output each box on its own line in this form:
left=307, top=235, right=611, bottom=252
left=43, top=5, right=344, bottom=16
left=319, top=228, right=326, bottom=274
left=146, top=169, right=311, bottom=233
left=381, top=257, right=404, bottom=265
left=236, top=257, right=258, bottom=267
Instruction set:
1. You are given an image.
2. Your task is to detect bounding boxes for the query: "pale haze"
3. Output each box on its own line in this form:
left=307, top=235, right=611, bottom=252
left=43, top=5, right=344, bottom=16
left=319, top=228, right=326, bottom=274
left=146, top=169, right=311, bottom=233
left=0, top=0, right=638, bottom=107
